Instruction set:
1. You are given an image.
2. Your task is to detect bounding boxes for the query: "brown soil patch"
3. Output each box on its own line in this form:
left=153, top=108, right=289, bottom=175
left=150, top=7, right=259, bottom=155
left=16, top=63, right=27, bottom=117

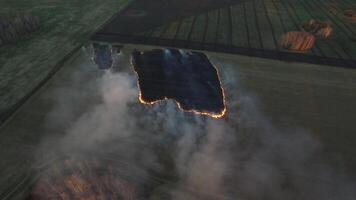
left=344, top=9, right=356, bottom=23
left=281, top=31, right=316, bottom=53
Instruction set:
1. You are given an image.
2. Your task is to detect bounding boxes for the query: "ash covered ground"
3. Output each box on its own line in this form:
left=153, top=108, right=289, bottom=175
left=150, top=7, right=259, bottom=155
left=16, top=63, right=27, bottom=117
left=27, top=46, right=356, bottom=200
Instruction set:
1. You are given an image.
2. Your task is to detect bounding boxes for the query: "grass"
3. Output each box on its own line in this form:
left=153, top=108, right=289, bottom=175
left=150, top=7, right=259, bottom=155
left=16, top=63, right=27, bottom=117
left=175, top=16, right=194, bottom=41
left=205, top=9, right=219, bottom=44
left=189, top=14, right=206, bottom=42
left=0, top=0, right=132, bottom=118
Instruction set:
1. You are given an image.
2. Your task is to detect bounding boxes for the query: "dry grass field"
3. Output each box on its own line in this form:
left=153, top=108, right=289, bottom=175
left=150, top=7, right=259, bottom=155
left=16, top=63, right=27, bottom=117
left=0, top=0, right=131, bottom=123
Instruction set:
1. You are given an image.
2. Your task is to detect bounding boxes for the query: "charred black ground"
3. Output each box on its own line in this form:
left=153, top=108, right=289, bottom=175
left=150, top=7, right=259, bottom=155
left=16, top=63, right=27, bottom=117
left=92, top=44, right=113, bottom=70
left=132, top=49, right=225, bottom=116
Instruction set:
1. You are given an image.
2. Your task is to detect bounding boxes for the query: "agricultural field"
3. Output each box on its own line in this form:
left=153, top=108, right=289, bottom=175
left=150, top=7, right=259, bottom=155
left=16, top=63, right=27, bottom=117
left=1, top=0, right=356, bottom=199
left=1, top=46, right=356, bottom=199
left=94, top=0, right=356, bottom=67
left=0, top=0, right=131, bottom=123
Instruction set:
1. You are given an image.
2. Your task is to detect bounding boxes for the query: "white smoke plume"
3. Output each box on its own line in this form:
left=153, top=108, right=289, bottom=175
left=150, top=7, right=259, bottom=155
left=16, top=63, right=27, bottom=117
left=34, top=48, right=356, bottom=200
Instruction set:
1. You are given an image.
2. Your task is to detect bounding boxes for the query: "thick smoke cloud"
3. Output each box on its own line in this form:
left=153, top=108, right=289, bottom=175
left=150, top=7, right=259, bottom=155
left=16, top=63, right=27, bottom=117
left=35, top=48, right=356, bottom=200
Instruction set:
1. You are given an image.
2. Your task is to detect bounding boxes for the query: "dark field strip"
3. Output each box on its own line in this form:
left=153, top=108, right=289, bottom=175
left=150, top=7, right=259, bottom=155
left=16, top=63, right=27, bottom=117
left=245, top=1, right=264, bottom=49
left=342, top=0, right=356, bottom=8
left=94, top=0, right=356, bottom=68
left=231, top=5, right=249, bottom=47
left=205, top=10, right=219, bottom=45
left=255, top=0, right=277, bottom=50
left=320, top=0, right=356, bottom=35
left=294, top=0, right=345, bottom=59
left=301, top=0, right=354, bottom=58
left=216, top=8, right=232, bottom=46
left=93, top=33, right=356, bottom=69
left=190, top=14, right=207, bottom=43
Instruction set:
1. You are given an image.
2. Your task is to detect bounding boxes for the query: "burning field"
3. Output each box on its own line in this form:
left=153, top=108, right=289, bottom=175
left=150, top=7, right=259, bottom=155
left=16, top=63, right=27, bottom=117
left=19, top=47, right=356, bottom=200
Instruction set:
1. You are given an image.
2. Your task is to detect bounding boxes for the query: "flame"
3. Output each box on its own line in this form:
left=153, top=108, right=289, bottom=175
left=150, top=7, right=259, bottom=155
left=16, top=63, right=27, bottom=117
left=132, top=53, right=227, bottom=119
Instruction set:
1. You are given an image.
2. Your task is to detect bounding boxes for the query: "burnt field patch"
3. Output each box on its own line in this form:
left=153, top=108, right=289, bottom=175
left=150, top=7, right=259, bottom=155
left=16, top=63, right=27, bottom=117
left=132, top=48, right=226, bottom=118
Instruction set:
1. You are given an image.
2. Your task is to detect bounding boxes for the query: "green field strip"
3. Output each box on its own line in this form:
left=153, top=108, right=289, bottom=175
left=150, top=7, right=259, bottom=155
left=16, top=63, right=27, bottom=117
left=258, top=0, right=279, bottom=50
left=160, top=21, right=180, bottom=39
left=231, top=4, right=249, bottom=47
left=313, top=0, right=356, bottom=59
left=336, top=0, right=354, bottom=9
left=288, top=0, right=341, bottom=58
left=300, top=0, right=350, bottom=38
left=215, top=9, right=221, bottom=45
left=186, top=16, right=197, bottom=42
left=266, top=0, right=292, bottom=52
left=133, top=28, right=155, bottom=41
left=175, top=16, right=194, bottom=41
left=252, top=0, right=265, bottom=49
left=333, top=37, right=356, bottom=60
left=271, top=0, right=292, bottom=32
left=308, top=0, right=356, bottom=40
left=157, top=24, right=172, bottom=39
left=189, top=14, right=206, bottom=42
left=299, top=0, right=353, bottom=59
left=301, top=2, right=351, bottom=59
left=204, top=9, right=219, bottom=44
left=315, top=0, right=356, bottom=37
left=216, top=7, right=232, bottom=46
left=243, top=3, right=251, bottom=48
left=150, top=25, right=166, bottom=38
left=332, top=0, right=356, bottom=30
left=201, top=13, right=209, bottom=44
left=133, top=31, right=146, bottom=36
left=326, top=39, right=356, bottom=60
left=227, top=6, right=234, bottom=46
left=173, top=20, right=183, bottom=41
left=326, top=0, right=353, bottom=16
left=245, top=1, right=263, bottom=49
left=143, top=29, right=155, bottom=38
left=266, top=0, right=287, bottom=33
left=342, top=0, right=356, bottom=7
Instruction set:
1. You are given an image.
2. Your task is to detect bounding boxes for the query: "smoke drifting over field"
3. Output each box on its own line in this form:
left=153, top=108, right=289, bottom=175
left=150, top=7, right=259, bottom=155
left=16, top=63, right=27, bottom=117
left=33, top=49, right=356, bottom=200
